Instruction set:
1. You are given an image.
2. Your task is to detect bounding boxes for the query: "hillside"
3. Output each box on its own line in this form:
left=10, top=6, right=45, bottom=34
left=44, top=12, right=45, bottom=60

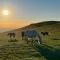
left=0, top=21, right=60, bottom=60
left=5, top=21, right=60, bottom=33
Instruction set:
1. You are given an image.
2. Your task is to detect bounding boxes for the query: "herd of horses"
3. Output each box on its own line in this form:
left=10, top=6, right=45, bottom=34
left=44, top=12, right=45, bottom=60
left=8, top=30, right=49, bottom=45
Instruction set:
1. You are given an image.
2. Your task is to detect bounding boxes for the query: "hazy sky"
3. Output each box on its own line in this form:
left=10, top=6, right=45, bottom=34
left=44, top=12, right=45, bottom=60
left=0, top=0, right=60, bottom=31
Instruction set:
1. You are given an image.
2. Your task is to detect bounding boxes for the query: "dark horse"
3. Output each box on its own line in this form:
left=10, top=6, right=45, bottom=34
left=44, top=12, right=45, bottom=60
left=8, top=33, right=16, bottom=42
left=41, top=32, right=48, bottom=36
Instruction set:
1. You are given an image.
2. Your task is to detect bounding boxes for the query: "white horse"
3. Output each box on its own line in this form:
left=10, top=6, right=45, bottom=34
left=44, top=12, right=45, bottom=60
left=21, top=30, right=42, bottom=44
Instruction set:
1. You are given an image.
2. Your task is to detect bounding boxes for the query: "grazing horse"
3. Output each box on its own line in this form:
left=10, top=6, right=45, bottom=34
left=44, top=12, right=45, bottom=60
left=45, top=32, right=48, bottom=35
left=21, top=30, right=42, bottom=44
left=8, top=33, right=16, bottom=42
left=41, top=32, right=48, bottom=36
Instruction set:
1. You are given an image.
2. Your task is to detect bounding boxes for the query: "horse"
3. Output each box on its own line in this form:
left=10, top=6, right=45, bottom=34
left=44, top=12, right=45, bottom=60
left=41, top=32, right=48, bottom=36
left=21, top=30, right=42, bottom=44
left=8, top=33, right=16, bottom=42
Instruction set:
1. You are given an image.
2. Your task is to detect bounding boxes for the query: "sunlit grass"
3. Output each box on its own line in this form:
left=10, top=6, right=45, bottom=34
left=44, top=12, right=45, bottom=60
left=0, top=27, right=60, bottom=60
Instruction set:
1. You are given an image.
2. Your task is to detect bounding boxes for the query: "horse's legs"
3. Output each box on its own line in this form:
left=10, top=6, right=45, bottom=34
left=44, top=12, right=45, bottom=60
left=21, top=36, right=23, bottom=40
left=38, top=40, right=40, bottom=44
left=25, top=37, right=28, bottom=44
left=39, top=39, right=42, bottom=44
left=27, top=39, right=28, bottom=44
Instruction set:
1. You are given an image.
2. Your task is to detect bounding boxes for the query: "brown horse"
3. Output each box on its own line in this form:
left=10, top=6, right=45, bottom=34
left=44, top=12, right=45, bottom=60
left=8, top=33, right=16, bottom=42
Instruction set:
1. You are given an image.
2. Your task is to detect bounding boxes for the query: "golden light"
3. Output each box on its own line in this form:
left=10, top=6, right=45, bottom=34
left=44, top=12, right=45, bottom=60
left=2, top=10, right=9, bottom=16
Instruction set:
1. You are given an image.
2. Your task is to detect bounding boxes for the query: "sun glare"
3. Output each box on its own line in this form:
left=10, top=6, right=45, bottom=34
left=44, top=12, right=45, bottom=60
left=2, top=10, right=9, bottom=16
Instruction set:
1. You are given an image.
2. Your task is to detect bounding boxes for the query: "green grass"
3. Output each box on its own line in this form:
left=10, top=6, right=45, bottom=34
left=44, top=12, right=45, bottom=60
left=0, top=32, right=60, bottom=60
left=0, top=34, right=46, bottom=60
left=0, top=21, right=60, bottom=60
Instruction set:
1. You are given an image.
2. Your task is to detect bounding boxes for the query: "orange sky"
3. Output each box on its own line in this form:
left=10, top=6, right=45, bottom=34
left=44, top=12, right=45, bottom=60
left=0, top=18, right=32, bottom=31
left=0, top=7, right=32, bottom=32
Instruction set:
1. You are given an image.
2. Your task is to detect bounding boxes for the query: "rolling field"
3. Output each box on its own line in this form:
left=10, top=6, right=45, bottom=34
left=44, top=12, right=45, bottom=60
left=0, top=34, right=45, bottom=60
left=0, top=21, right=60, bottom=60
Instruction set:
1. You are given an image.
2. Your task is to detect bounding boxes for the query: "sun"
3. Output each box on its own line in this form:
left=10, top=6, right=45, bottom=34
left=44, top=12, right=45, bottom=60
left=2, top=10, right=9, bottom=16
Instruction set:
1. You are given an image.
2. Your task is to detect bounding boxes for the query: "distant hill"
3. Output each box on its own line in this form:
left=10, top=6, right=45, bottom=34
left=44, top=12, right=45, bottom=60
left=3, top=21, right=60, bottom=34
left=32, top=21, right=60, bottom=27
left=15, top=21, right=60, bottom=30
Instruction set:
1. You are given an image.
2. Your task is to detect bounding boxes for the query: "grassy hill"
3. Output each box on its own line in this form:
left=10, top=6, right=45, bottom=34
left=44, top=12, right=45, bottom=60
left=1, top=21, right=60, bottom=45
left=4, top=21, right=60, bottom=37
left=0, top=21, right=60, bottom=60
left=3, top=21, right=60, bottom=33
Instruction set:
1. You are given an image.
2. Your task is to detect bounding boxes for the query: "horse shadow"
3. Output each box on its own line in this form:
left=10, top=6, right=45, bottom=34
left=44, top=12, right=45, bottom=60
left=34, top=44, right=60, bottom=60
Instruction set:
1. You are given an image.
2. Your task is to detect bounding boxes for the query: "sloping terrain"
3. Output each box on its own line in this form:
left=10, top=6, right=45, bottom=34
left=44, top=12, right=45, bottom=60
left=0, top=21, right=60, bottom=60
left=0, top=34, right=46, bottom=60
left=4, top=21, right=60, bottom=33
